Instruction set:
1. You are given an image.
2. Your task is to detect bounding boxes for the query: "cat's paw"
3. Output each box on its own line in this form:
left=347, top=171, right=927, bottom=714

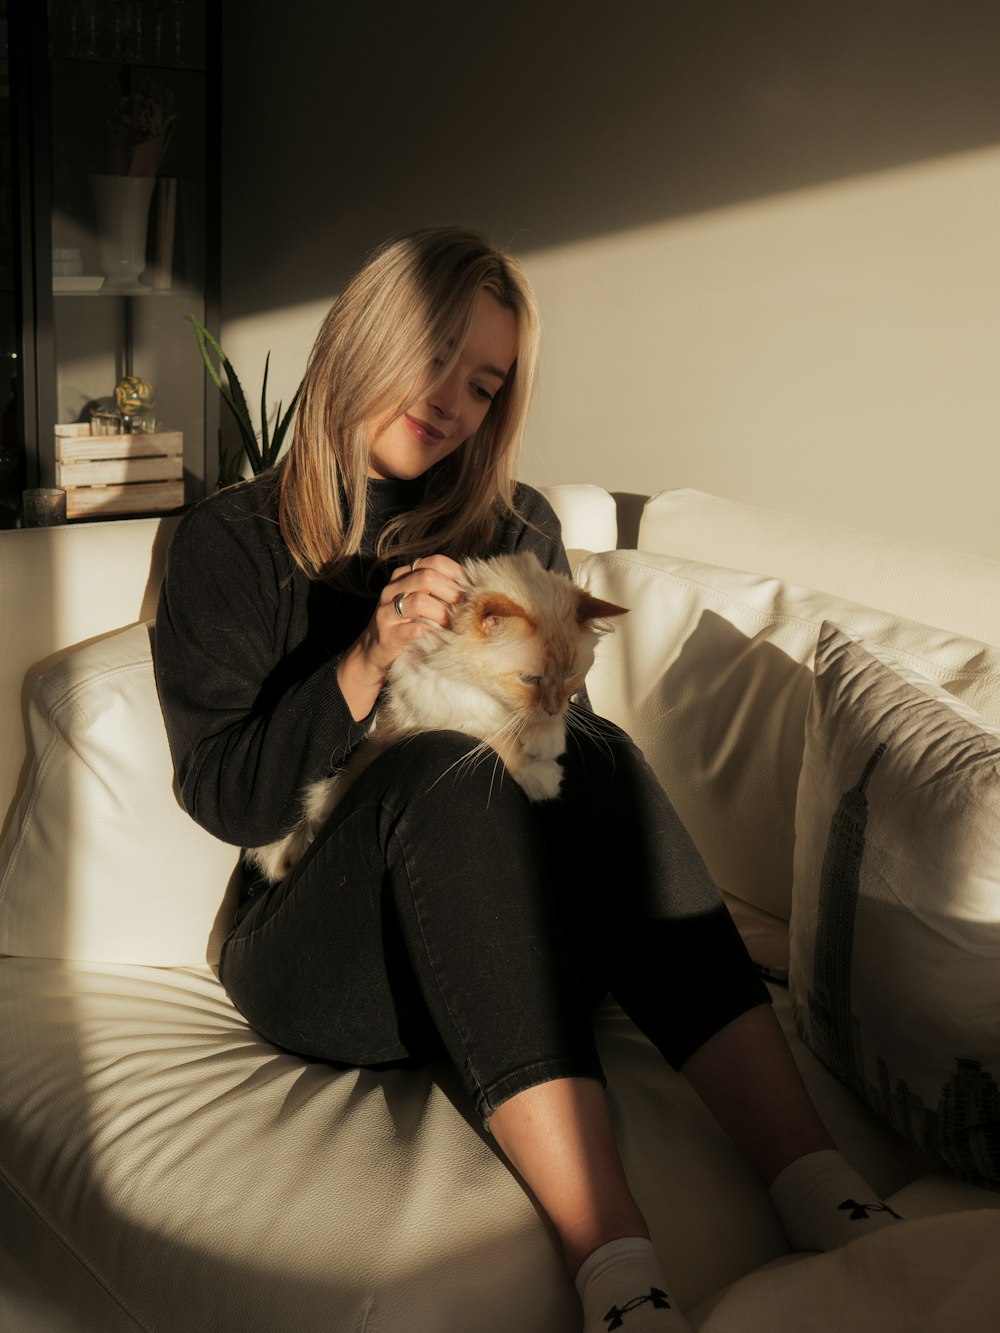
left=517, top=758, right=563, bottom=802
left=522, top=720, right=566, bottom=762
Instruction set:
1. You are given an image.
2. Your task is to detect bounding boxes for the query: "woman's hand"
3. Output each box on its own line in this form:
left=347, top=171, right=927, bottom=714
left=337, top=554, right=466, bottom=722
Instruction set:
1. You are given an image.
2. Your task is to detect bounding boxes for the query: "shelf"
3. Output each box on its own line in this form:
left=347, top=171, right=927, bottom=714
left=6, top=0, right=219, bottom=510
left=53, top=280, right=200, bottom=298
left=47, top=0, right=207, bottom=73
left=49, top=52, right=208, bottom=74
left=53, top=276, right=105, bottom=294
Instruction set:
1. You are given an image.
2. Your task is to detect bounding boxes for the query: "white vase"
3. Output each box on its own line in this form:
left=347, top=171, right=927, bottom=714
left=90, top=174, right=156, bottom=289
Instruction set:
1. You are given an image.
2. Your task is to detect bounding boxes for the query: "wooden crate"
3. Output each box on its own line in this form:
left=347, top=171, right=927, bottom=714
left=55, top=425, right=184, bottom=520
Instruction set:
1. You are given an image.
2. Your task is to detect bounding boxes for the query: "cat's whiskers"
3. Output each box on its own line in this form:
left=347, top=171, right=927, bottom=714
left=464, top=712, right=530, bottom=806
left=425, top=713, right=523, bottom=797
left=482, top=712, right=528, bottom=793
left=565, top=705, right=618, bottom=771
left=485, top=746, right=507, bottom=807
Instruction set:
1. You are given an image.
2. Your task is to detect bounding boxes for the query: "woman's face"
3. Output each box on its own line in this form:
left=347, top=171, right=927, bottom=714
left=367, top=289, right=518, bottom=481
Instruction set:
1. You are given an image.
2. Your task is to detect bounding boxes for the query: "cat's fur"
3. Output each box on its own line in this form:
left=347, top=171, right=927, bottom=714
left=248, top=551, right=627, bottom=883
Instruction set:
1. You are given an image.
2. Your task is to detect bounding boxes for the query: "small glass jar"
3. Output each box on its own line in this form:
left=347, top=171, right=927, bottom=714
left=90, top=407, right=123, bottom=435
left=22, top=488, right=68, bottom=527
left=121, top=408, right=157, bottom=434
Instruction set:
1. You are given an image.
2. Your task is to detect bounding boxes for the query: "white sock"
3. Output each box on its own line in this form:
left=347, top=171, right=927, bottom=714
left=574, top=1237, right=692, bottom=1332
left=768, top=1148, right=903, bottom=1253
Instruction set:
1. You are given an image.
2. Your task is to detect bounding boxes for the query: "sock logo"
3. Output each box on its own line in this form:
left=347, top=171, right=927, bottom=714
left=604, top=1288, right=671, bottom=1328
left=838, top=1198, right=903, bottom=1222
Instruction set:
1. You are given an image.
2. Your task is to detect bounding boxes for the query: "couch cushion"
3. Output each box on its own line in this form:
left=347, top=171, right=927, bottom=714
left=692, top=1211, right=1000, bottom=1332
left=0, top=622, right=239, bottom=966
left=0, top=959, right=796, bottom=1331
left=637, top=488, right=1000, bottom=648
left=789, top=623, right=1000, bottom=1192
left=577, top=550, right=1000, bottom=920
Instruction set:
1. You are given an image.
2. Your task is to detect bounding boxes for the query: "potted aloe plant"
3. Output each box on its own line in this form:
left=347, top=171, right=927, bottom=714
left=187, top=315, right=303, bottom=487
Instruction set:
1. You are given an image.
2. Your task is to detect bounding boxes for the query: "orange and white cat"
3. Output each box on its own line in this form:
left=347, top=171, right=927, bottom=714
left=248, top=552, right=626, bottom=883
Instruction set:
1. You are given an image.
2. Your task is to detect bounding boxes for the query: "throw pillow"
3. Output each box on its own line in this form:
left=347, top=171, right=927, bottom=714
left=0, top=622, right=240, bottom=965
left=789, top=621, right=1000, bottom=1191
left=578, top=549, right=1000, bottom=921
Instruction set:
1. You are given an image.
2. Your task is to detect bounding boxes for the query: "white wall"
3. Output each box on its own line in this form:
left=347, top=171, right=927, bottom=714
left=521, top=147, right=1000, bottom=557
left=220, top=1, right=1000, bottom=560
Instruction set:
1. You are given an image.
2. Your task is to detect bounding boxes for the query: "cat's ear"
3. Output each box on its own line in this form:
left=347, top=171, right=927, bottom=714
left=476, top=594, right=534, bottom=638
left=575, top=589, right=628, bottom=625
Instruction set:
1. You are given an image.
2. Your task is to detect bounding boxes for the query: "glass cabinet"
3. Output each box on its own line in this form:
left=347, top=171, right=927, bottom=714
left=0, top=0, right=219, bottom=527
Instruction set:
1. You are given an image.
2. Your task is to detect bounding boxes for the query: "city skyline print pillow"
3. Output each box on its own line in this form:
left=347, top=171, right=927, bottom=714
left=789, top=622, right=1000, bottom=1192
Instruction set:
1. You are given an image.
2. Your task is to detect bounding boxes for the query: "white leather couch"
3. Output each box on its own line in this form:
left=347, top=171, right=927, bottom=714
left=2, top=485, right=999, bottom=1332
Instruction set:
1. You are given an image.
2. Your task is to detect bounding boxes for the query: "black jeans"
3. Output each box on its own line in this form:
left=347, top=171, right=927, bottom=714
left=219, top=711, right=769, bottom=1122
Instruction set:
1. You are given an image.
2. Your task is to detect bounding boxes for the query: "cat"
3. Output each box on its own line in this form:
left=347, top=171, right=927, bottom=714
left=248, top=551, right=627, bottom=883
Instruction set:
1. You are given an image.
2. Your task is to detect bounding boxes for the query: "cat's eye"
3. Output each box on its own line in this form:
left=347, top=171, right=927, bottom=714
left=519, top=673, right=542, bottom=686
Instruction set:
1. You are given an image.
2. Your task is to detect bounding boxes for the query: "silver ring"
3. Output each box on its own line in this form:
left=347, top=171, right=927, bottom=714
left=393, top=591, right=408, bottom=618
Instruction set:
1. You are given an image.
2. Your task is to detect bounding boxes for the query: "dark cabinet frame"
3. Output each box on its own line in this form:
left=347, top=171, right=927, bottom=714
left=5, top=0, right=220, bottom=505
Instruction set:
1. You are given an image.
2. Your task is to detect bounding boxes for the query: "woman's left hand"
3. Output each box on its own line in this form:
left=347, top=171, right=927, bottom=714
left=384, top=553, right=466, bottom=631
left=336, top=554, right=465, bottom=721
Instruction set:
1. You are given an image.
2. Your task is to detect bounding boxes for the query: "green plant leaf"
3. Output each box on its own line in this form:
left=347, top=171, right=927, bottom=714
left=216, top=427, right=243, bottom=488
left=186, top=315, right=225, bottom=396
left=272, top=380, right=303, bottom=461
left=187, top=314, right=304, bottom=480
left=188, top=318, right=255, bottom=435
left=186, top=315, right=263, bottom=473
left=260, top=352, right=271, bottom=467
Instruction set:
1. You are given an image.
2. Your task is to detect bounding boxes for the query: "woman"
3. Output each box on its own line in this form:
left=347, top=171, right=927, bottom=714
left=155, top=226, right=900, bottom=1332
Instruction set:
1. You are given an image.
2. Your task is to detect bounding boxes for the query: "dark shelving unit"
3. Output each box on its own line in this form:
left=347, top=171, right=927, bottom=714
left=1, top=0, right=219, bottom=526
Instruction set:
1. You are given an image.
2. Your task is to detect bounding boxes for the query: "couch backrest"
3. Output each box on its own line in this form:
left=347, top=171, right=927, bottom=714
left=0, top=517, right=179, bottom=836
left=538, top=483, right=618, bottom=565
left=638, top=488, right=1000, bottom=648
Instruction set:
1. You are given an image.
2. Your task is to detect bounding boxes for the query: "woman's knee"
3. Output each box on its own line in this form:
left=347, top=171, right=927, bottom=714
left=386, top=728, right=484, bottom=767
left=368, top=729, right=531, bottom=808
left=562, top=708, right=642, bottom=786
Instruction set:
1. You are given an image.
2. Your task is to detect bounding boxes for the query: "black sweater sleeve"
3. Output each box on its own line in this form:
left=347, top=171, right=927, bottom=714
left=153, top=485, right=374, bottom=847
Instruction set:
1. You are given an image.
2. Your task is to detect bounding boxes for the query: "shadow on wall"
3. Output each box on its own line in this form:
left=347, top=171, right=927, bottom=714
left=221, top=0, right=1000, bottom=315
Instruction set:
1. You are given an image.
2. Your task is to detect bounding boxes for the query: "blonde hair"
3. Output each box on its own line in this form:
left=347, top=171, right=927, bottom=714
left=278, top=226, right=541, bottom=586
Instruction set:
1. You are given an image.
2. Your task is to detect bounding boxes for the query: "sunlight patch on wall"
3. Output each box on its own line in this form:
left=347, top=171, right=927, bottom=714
left=518, top=145, right=1000, bottom=560
left=220, top=299, right=330, bottom=436
left=218, top=145, right=1000, bottom=561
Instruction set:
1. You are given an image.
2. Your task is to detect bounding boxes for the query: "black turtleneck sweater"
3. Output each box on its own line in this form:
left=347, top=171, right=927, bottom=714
left=153, top=470, right=571, bottom=850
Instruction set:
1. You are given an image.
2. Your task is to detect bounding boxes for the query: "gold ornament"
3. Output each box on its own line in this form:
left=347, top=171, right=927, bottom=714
left=114, top=375, right=156, bottom=413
